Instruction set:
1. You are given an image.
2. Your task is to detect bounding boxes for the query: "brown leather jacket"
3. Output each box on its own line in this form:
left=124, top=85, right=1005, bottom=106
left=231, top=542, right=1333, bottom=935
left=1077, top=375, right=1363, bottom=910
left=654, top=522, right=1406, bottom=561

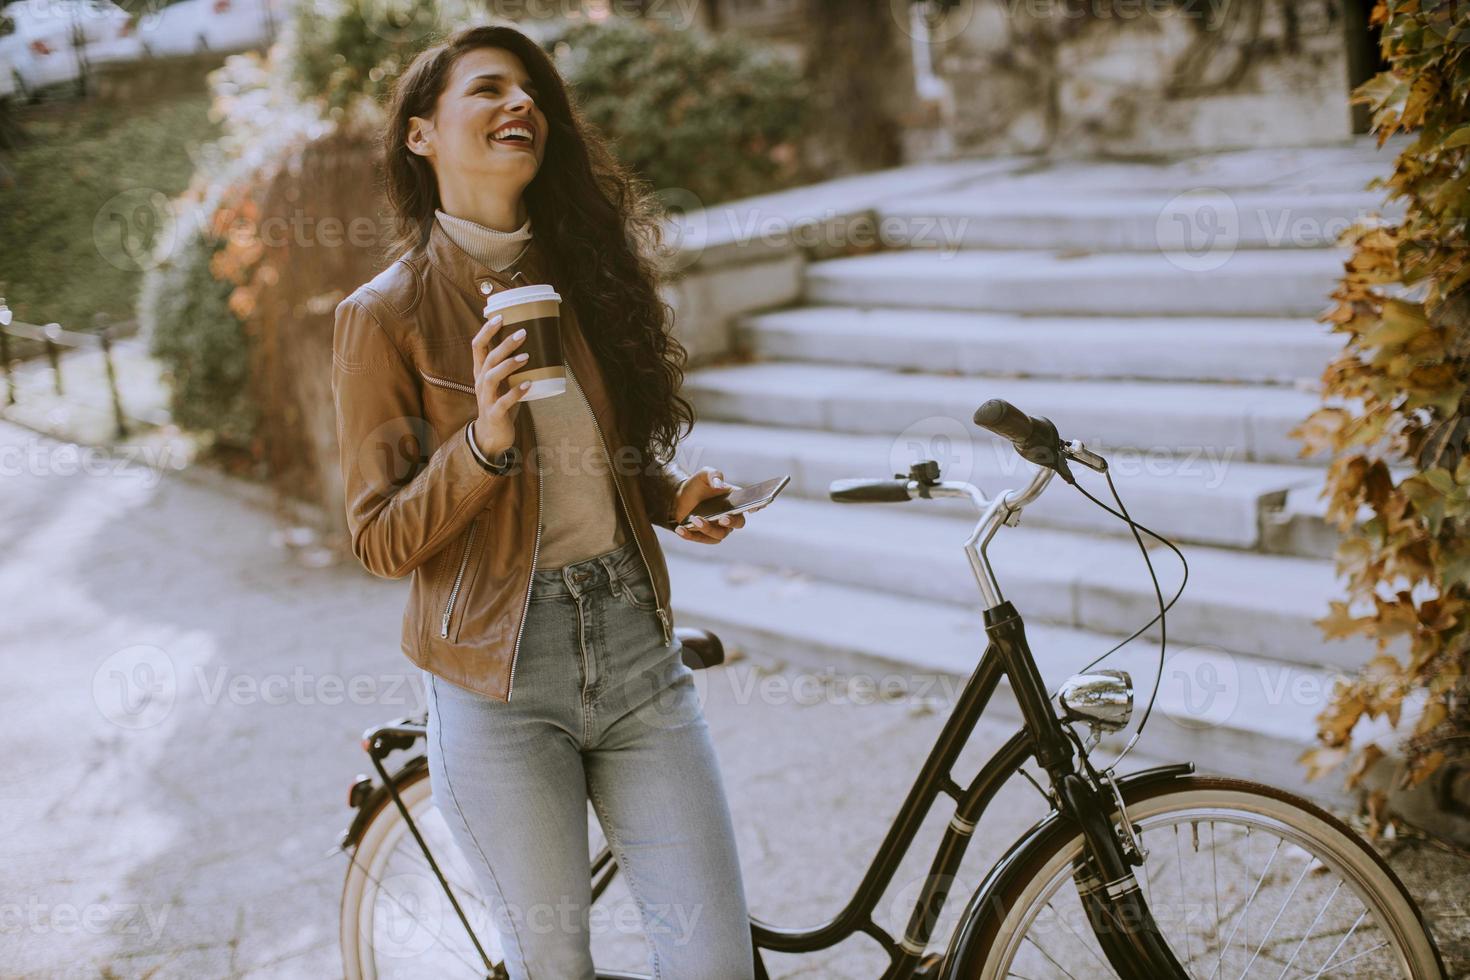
left=331, top=218, right=694, bottom=702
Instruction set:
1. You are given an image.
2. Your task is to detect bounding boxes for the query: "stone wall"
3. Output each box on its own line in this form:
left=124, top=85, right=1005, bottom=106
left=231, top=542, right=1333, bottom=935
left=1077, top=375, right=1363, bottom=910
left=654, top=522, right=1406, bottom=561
left=928, top=0, right=1354, bottom=157
left=708, top=0, right=1357, bottom=159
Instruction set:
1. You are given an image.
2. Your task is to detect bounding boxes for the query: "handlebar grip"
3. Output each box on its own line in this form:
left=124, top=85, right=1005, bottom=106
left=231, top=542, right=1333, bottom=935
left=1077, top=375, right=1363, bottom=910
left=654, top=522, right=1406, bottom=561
left=972, top=398, right=1041, bottom=445
left=829, top=478, right=913, bottom=503
left=973, top=397, right=1079, bottom=485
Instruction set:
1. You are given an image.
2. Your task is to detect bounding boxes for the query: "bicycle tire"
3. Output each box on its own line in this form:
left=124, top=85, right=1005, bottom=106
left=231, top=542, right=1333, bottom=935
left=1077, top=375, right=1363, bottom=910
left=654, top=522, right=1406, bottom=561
left=951, top=775, right=1445, bottom=979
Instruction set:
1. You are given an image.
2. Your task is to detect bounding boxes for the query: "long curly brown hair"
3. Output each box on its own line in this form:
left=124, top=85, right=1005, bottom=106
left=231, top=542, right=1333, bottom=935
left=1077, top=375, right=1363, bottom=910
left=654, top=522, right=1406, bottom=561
left=379, top=23, right=695, bottom=516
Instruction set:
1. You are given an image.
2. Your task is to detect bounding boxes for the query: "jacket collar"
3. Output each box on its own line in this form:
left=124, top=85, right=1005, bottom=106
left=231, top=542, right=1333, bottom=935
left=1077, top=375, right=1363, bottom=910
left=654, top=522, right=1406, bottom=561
left=424, top=212, right=551, bottom=302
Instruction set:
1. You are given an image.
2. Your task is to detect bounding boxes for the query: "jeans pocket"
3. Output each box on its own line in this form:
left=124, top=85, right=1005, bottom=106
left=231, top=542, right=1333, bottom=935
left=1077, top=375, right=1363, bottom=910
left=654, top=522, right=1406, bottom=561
left=615, top=564, right=658, bottom=612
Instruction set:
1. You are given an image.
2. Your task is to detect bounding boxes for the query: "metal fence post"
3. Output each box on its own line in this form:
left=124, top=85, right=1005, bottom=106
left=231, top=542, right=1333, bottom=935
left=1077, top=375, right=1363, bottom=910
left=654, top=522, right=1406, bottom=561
left=96, top=312, right=128, bottom=439
left=44, top=322, right=63, bottom=395
left=0, top=325, right=12, bottom=406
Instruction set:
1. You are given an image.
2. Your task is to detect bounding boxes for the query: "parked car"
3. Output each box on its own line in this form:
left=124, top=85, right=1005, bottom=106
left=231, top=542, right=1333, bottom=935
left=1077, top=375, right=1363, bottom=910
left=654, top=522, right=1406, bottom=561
left=135, top=0, right=282, bottom=57
left=0, top=0, right=145, bottom=98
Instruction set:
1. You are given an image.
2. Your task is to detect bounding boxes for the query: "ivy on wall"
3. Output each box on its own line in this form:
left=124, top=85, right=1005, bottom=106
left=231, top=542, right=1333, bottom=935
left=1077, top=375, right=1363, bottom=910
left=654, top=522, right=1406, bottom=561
left=1292, top=2, right=1470, bottom=818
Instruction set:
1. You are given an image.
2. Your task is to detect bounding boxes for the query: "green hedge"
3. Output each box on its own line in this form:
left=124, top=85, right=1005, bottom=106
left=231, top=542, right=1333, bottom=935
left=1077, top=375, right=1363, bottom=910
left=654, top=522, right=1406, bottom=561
left=138, top=218, right=257, bottom=450
left=543, top=18, right=807, bottom=206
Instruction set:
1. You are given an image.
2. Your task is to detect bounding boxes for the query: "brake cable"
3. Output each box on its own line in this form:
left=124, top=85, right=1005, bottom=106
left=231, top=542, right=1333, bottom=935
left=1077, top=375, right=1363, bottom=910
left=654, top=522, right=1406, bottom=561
left=1056, top=459, right=1191, bottom=774
left=968, top=398, right=1192, bottom=773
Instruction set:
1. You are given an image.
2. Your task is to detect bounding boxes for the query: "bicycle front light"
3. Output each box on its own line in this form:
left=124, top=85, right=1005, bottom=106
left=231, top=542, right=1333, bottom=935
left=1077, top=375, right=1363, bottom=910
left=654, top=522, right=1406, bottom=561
left=1057, top=668, right=1134, bottom=734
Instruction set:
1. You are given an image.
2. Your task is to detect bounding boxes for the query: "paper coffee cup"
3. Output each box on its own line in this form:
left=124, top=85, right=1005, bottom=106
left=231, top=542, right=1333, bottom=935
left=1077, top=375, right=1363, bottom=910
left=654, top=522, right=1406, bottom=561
left=483, top=283, right=566, bottom=400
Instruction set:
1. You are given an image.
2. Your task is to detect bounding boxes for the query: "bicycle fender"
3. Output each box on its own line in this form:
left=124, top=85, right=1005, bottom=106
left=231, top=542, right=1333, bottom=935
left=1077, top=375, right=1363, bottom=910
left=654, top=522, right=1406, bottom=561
left=935, top=762, right=1194, bottom=980
left=337, top=755, right=429, bottom=852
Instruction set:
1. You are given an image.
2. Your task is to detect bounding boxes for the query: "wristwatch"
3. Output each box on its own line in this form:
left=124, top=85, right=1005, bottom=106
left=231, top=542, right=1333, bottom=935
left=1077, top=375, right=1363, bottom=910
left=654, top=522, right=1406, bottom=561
left=464, top=419, right=518, bottom=475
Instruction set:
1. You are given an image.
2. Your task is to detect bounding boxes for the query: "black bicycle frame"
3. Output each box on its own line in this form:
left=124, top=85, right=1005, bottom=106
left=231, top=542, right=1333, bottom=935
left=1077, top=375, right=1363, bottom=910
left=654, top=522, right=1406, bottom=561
left=983, top=600, right=1188, bottom=978
left=350, top=598, right=1190, bottom=980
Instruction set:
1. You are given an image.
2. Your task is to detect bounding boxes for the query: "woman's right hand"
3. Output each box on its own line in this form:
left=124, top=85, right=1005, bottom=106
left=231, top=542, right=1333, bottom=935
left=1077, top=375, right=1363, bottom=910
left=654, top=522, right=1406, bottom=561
left=469, top=313, right=530, bottom=458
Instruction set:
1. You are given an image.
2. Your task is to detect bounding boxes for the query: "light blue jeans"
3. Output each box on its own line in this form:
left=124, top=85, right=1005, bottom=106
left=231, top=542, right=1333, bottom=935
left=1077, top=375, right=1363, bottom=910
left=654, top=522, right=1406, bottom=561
left=424, top=538, right=755, bottom=980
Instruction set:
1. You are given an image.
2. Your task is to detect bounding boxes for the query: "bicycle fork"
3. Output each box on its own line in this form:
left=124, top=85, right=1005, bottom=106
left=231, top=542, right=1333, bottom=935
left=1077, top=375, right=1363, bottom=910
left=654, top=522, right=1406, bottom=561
left=984, top=601, right=1189, bottom=980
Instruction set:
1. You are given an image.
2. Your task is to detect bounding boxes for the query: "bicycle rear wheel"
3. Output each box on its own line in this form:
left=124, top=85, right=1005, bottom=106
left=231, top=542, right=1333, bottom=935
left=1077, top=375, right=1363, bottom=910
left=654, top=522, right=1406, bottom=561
left=965, top=776, right=1444, bottom=979
left=340, top=765, right=502, bottom=979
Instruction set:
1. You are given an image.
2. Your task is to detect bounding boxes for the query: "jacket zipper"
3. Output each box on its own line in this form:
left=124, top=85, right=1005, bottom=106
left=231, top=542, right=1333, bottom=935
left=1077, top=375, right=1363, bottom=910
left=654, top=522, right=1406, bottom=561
left=475, top=272, right=542, bottom=703
left=506, top=412, right=542, bottom=702
left=573, top=372, right=673, bottom=647
left=439, top=519, right=478, bottom=639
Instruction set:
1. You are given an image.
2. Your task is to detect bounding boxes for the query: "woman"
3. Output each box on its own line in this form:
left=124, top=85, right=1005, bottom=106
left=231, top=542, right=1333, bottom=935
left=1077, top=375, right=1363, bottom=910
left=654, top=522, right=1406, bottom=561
left=330, top=22, right=756, bottom=980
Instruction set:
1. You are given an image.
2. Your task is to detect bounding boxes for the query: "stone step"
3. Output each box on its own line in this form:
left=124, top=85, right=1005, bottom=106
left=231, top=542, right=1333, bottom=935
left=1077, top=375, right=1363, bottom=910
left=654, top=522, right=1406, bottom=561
left=678, top=421, right=1329, bottom=553
left=663, top=552, right=1349, bottom=804
left=1261, top=478, right=1409, bottom=562
left=660, top=493, right=1377, bottom=674
left=930, top=140, right=1406, bottom=198
left=682, top=361, right=1327, bottom=465
left=737, top=305, right=1341, bottom=385
left=802, top=248, right=1345, bottom=318
left=879, top=190, right=1405, bottom=253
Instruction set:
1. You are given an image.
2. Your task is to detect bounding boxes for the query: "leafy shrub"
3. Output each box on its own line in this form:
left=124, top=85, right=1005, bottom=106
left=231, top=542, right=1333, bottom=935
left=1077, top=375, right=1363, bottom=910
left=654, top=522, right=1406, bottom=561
left=138, top=213, right=258, bottom=450
left=278, top=0, right=441, bottom=115
left=135, top=49, right=323, bottom=456
left=543, top=17, right=808, bottom=206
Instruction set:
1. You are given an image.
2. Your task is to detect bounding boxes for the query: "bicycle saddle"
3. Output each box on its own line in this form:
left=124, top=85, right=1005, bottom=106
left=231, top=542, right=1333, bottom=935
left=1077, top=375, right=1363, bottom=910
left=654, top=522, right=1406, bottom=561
left=675, top=627, right=724, bottom=671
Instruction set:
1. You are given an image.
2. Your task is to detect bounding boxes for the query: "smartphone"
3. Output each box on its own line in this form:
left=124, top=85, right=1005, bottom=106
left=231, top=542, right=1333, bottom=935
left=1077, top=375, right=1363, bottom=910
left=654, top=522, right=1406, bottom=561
left=677, top=475, right=790, bottom=528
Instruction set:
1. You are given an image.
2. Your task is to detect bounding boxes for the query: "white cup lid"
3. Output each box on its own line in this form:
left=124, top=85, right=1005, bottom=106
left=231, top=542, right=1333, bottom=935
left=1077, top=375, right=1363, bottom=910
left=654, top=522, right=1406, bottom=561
left=483, top=283, right=561, bottom=315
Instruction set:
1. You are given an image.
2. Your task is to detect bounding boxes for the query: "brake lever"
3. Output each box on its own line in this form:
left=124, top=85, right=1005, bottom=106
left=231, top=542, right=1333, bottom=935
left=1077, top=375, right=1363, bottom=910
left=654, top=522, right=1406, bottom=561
left=1063, top=440, right=1108, bottom=474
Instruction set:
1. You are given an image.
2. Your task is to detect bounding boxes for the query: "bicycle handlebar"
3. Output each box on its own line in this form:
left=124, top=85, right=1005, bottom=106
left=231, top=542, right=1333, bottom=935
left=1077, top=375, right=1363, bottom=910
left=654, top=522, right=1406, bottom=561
left=972, top=398, right=1077, bottom=485
left=972, top=397, right=1046, bottom=446
left=828, top=478, right=914, bottom=504
left=828, top=398, right=1107, bottom=510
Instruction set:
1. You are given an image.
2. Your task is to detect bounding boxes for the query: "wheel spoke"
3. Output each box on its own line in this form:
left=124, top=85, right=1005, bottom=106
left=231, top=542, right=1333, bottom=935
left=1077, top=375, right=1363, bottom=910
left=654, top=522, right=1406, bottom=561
left=1304, top=909, right=1367, bottom=980
left=341, top=846, right=488, bottom=977
left=1021, top=933, right=1081, bottom=979
left=1312, top=939, right=1390, bottom=977
left=1235, top=857, right=1316, bottom=979
left=397, top=845, right=490, bottom=914
left=1276, top=881, right=1342, bottom=980
left=1213, top=821, right=1222, bottom=961
left=1209, top=837, right=1283, bottom=980
left=1176, top=823, right=1195, bottom=968
left=1047, top=897, right=1113, bottom=975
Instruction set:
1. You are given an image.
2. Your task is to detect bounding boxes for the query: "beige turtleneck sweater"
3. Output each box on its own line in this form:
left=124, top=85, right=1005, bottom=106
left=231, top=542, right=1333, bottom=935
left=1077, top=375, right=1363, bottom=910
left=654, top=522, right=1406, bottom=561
left=435, top=209, right=631, bottom=570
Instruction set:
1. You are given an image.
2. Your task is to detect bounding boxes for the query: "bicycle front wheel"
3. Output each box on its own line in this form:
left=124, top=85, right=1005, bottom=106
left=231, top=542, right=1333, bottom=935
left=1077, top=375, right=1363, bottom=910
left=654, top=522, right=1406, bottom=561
left=967, top=776, right=1444, bottom=979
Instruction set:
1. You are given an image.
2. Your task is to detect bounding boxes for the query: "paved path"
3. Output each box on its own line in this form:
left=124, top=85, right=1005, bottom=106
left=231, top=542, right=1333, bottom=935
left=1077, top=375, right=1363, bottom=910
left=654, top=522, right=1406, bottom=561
left=2, top=419, right=1466, bottom=977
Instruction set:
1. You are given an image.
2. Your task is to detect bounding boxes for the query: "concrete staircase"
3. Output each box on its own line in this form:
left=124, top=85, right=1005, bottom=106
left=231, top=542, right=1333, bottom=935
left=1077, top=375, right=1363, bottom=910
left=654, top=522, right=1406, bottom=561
left=661, top=140, right=1408, bottom=800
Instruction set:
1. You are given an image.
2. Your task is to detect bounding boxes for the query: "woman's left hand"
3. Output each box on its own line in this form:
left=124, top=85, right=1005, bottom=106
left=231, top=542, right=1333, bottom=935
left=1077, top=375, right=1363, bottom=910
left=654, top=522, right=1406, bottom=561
left=673, top=467, right=746, bottom=544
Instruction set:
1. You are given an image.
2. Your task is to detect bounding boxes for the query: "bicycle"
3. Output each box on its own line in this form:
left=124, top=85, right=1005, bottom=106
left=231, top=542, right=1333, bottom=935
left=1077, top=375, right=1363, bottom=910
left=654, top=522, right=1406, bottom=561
left=335, top=397, right=1446, bottom=979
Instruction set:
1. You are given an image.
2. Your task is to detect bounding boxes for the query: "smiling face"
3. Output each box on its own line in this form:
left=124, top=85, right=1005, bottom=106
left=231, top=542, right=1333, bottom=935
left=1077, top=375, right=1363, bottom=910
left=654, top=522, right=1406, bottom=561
left=407, top=46, right=549, bottom=216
